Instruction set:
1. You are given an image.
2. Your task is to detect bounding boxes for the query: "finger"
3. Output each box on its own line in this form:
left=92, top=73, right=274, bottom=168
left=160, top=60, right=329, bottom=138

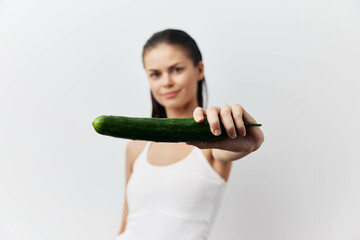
left=206, top=106, right=221, bottom=136
left=220, top=105, right=237, bottom=139
left=243, top=109, right=257, bottom=124
left=193, top=107, right=206, bottom=123
left=231, top=104, right=246, bottom=137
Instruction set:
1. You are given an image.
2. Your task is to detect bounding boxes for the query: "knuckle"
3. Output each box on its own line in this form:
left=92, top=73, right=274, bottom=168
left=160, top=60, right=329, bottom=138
left=195, top=107, right=203, bottom=112
left=223, top=104, right=231, bottom=109
left=231, top=103, right=241, bottom=108
left=207, top=106, right=217, bottom=112
left=233, top=112, right=242, bottom=119
left=221, top=105, right=231, bottom=114
left=232, top=104, right=244, bottom=112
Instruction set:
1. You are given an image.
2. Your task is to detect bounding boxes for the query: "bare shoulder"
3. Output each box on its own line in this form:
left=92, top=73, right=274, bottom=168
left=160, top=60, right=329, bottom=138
left=126, top=140, right=147, bottom=169
left=126, top=140, right=147, bottom=155
left=201, top=149, right=232, bottom=182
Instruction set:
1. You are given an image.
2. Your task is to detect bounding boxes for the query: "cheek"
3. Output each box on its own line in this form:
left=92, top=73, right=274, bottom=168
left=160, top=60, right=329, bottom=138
left=149, top=82, right=164, bottom=102
left=184, top=75, right=198, bottom=93
left=149, top=81, right=160, bottom=93
left=178, top=72, right=194, bottom=88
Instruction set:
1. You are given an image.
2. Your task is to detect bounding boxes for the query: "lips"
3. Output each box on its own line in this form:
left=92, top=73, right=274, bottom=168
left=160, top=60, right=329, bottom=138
left=163, top=90, right=179, bottom=98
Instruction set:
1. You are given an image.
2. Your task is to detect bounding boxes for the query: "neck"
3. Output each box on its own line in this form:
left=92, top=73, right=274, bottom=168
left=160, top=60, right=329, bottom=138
left=165, top=99, right=199, bottom=118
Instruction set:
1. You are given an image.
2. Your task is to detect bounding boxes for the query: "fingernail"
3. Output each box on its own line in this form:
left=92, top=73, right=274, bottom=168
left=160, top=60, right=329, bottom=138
left=196, top=115, right=203, bottom=122
left=214, top=129, right=221, bottom=136
left=231, top=133, right=237, bottom=139
left=241, top=130, right=246, bottom=136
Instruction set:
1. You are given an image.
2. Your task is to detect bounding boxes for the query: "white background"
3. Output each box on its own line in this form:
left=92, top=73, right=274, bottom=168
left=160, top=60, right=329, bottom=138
left=1, top=0, right=360, bottom=239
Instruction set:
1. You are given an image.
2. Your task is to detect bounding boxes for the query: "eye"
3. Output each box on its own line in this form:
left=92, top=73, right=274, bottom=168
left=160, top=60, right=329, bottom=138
left=150, top=72, right=159, bottom=78
left=173, top=67, right=182, bottom=73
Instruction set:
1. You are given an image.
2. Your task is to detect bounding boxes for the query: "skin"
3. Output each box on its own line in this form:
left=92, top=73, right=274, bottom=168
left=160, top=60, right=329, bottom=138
left=118, top=43, right=264, bottom=235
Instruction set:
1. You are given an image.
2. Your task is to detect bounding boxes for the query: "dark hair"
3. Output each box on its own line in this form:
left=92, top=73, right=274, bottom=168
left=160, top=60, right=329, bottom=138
left=142, top=29, right=208, bottom=118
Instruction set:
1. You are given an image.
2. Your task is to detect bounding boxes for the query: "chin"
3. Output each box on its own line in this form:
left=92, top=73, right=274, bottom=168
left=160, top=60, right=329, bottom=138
left=161, top=99, right=187, bottom=109
left=162, top=102, right=182, bottom=109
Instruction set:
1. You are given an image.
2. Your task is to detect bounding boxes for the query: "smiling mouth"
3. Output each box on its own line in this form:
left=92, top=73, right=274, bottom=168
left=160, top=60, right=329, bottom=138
left=163, top=90, right=179, bottom=98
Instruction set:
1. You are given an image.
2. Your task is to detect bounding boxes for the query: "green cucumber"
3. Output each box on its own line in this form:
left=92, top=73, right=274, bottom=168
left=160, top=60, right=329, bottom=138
left=92, top=115, right=262, bottom=143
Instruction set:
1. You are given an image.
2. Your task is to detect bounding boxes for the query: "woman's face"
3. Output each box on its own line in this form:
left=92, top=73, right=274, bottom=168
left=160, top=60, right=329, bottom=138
left=143, top=44, right=204, bottom=110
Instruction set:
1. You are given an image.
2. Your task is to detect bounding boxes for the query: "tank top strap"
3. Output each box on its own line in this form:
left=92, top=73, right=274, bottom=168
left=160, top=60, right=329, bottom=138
left=132, top=141, right=151, bottom=170
left=144, top=141, right=151, bottom=151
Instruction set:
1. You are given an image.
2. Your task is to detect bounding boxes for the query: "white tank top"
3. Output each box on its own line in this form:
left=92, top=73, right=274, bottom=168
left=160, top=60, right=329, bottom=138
left=116, top=141, right=227, bottom=240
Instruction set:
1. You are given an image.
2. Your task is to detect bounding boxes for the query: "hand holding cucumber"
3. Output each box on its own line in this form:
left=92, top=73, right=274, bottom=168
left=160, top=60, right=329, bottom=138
left=92, top=104, right=262, bottom=151
left=185, top=104, right=264, bottom=152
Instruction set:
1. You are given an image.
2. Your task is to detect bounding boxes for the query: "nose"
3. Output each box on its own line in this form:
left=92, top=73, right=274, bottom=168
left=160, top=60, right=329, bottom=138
left=161, top=73, right=174, bottom=87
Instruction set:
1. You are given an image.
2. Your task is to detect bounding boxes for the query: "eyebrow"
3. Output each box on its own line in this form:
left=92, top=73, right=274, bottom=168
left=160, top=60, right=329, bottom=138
left=148, top=62, right=183, bottom=72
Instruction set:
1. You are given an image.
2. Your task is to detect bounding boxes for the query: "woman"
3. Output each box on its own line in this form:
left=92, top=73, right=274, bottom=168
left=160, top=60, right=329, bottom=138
left=116, top=29, right=264, bottom=240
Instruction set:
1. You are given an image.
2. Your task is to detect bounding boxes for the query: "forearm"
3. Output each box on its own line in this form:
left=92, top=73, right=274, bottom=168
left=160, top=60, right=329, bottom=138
left=212, top=138, right=263, bottom=162
left=212, top=148, right=252, bottom=162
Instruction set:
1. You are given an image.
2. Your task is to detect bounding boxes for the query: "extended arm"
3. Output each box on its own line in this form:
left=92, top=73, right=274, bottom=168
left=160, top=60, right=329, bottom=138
left=186, top=104, right=264, bottom=162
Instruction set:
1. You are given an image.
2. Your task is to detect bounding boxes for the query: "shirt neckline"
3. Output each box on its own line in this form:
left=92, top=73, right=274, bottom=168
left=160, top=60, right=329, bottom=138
left=146, top=142, right=196, bottom=168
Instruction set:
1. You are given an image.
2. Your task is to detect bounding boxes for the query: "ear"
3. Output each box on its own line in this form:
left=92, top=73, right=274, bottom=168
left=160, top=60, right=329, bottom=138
left=197, top=61, right=204, bottom=81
